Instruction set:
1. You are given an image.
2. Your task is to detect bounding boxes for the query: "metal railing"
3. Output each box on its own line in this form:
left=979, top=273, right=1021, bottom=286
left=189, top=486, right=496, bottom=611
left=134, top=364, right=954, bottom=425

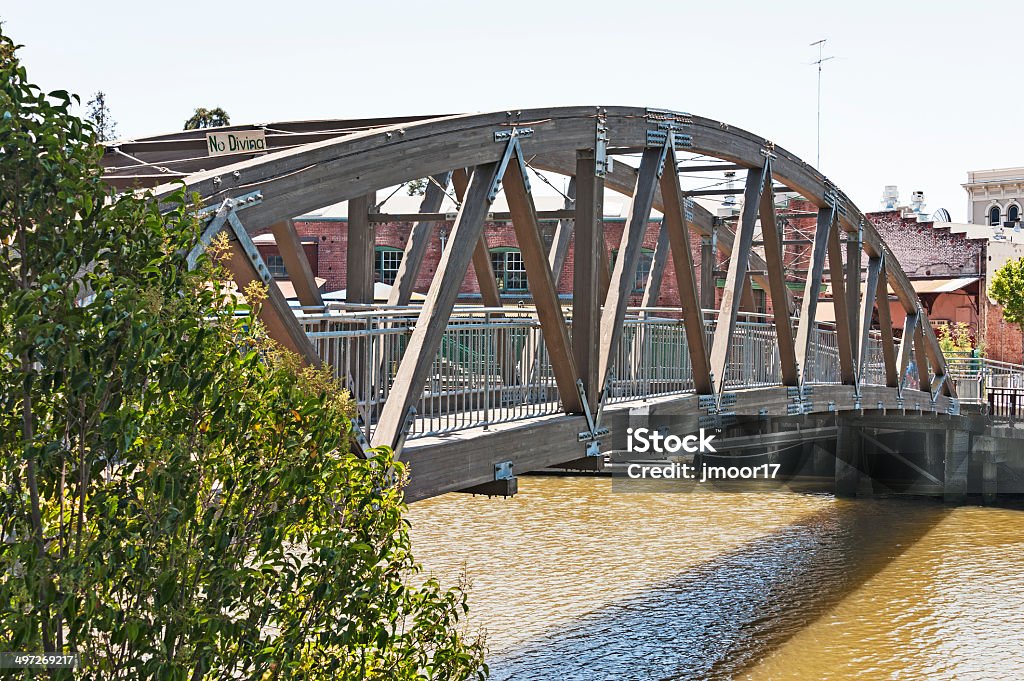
left=297, top=305, right=898, bottom=441
left=988, top=387, right=1024, bottom=421
left=946, top=353, right=1024, bottom=405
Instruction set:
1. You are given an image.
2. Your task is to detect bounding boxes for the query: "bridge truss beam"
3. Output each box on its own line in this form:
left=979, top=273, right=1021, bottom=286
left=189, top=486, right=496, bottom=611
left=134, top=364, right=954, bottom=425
left=104, top=106, right=958, bottom=462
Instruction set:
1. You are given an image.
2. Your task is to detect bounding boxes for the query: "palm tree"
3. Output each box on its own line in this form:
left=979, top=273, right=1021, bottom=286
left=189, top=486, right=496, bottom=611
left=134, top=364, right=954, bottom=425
left=183, top=107, right=230, bottom=130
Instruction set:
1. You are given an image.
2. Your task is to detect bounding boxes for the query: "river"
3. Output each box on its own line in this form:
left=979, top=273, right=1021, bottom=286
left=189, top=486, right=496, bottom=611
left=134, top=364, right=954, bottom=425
left=406, top=475, right=1024, bottom=680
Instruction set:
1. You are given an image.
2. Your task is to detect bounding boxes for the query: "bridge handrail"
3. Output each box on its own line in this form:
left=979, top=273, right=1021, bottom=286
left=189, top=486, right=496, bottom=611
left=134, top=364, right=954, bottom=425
left=301, top=310, right=896, bottom=440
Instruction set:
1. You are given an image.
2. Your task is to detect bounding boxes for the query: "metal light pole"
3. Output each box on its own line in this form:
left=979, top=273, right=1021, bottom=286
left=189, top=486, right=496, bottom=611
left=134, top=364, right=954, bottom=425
left=810, top=39, right=834, bottom=170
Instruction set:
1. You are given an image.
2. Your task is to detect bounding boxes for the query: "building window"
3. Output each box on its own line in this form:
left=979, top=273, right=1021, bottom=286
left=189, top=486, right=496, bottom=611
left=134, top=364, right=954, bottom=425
left=266, top=254, right=287, bottom=278
left=990, top=205, right=1002, bottom=226
left=375, top=246, right=403, bottom=285
left=1009, top=204, right=1020, bottom=224
left=611, top=247, right=655, bottom=294
left=490, top=248, right=528, bottom=292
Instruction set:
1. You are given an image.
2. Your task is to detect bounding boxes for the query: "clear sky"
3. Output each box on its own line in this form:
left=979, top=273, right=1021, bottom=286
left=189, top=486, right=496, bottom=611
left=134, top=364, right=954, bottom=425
left=3, top=0, right=1018, bottom=221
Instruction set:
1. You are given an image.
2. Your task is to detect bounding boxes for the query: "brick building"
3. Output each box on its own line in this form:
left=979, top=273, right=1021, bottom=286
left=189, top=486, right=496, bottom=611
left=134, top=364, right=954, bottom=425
left=257, top=193, right=1024, bottom=364
left=260, top=214, right=708, bottom=308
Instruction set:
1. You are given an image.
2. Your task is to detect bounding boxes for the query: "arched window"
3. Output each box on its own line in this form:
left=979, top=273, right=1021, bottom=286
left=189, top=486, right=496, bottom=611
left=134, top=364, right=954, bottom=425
left=990, top=205, right=1002, bottom=226
left=490, top=248, right=528, bottom=292
left=374, top=246, right=403, bottom=284
left=1009, top=204, right=1020, bottom=224
left=610, top=247, right=655, bottom=294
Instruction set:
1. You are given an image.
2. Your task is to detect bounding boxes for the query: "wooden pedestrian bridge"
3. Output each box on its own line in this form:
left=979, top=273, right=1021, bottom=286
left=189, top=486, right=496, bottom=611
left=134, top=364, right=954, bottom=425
left=102, top=106, right=1024, bottom=502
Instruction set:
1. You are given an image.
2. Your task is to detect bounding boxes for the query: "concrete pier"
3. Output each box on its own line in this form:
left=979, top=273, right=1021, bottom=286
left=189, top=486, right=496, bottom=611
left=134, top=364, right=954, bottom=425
left=943, top=429, right=969, bottom=504
left=835, top=424, right=861, bottom=498
left=982, top=460, right=998, bottom=506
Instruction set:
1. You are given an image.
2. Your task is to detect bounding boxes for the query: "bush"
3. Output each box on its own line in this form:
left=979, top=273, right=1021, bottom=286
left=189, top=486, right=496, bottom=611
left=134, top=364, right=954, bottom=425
left=0, top=29, right=485, bottom=680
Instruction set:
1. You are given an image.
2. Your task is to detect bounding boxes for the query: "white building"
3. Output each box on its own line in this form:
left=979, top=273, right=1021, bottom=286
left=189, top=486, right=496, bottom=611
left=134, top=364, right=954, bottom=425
left=963, top=167, right=1024, bottom=229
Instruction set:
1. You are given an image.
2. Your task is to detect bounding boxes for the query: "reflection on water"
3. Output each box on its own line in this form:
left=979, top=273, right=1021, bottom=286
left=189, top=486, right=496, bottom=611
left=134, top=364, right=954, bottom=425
left=406, top=476, right=1024, bottom=680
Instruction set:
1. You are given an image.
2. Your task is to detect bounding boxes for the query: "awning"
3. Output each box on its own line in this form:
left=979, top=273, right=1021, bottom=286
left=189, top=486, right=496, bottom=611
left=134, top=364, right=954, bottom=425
left=276, top=277, right=327, bottom=299
left=814, top=301, right=837, bottom=323
left=823, top=276, right=978, bottom=298
left=910, top=277, right=978, bottom=294
left=322, top=282, right=427, bottom=302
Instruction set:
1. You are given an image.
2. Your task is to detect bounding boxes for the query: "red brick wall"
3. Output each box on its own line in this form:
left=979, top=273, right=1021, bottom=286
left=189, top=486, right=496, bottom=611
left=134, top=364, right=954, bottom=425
left=285, top=209, right=1024, bottom=366
left=984, top=301, right=1024, bottom=363
left=869, top=211, right=984, bottom=278
left=289, top=217, right=708, bottom=307
left=253, top=242, right=319, bottom=276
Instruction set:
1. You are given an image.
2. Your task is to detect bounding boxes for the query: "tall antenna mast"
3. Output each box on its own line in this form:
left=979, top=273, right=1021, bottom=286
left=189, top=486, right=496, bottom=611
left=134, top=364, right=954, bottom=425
left=810, top=39, right=834, bottom=169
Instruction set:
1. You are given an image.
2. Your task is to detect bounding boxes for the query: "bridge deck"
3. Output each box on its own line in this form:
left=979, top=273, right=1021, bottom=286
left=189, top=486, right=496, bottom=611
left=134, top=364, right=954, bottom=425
left=399, top=384, right=958, bottom=501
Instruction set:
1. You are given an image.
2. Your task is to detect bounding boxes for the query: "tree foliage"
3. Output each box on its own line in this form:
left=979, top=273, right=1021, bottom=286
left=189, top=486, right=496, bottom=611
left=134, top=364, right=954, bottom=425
left=937, top=321, right=974, bottom=356
left=989, top=256, right=1024, bottom=327
left=406, top=178, right=427, bottom=197
left=0, top=29, right=485, bottom=680
left=85, top=91, right=116, bottom=141
left=183, top=107, right=230, bottom=130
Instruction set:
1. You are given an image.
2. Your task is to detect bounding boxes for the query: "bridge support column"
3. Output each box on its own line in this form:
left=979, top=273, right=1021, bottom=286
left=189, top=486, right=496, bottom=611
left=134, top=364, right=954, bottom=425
left=810, top=442, right=832, bottom=477
left=943, top=428, right=969, bottom=504
left=700, top=230, right=716, bottom=310
left=924, top=431, right=943, bottom=484
left=573, top=149, right=603, bottom=414
left=982, top=457, right=998, bottom=505
left=835, top=423, right=861, bottom=498
left=347, top=193, right=376, bottom=409
left=347, top=193, right=376, bottom=304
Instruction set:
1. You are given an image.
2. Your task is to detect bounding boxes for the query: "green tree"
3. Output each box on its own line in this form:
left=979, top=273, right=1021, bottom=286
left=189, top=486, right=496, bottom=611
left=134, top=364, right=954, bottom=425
left=406, top=178, right=427, bottom=196
left=85, top=90, right=116, bottom=141
left=937, top=321, right=974, bottom=356
left=183, top=106, right=230, bottom=130
left=988, top=256, right=1024, bottom=360
left=0, top=29, right=485, bottom=680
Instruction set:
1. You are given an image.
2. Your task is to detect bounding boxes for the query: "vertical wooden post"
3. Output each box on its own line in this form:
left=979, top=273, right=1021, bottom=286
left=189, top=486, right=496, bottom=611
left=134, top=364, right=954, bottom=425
left=700, top=227, right=718, bottom=311
left=347, top=192, right=376, bottom=304
left=574, top=150, right=604, bottom=413
left=708, top=167, right=765, bottom=394
left=346, top=193, right=375, bottom=410
left=846, top=230, right=862, bottom=368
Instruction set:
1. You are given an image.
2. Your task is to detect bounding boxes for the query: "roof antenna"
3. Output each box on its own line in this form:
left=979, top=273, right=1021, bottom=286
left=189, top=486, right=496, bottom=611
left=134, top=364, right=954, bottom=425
left=810, top=39, right=834, bottom=170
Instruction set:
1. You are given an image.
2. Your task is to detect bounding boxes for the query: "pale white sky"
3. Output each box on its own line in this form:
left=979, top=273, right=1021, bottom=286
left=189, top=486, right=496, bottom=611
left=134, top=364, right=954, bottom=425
left=3, top=0, right=1018, bottom=221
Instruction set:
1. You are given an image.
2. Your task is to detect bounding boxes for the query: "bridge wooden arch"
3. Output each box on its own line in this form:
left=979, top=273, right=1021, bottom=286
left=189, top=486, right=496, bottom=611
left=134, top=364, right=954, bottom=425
left=102, top=106, right=956, bottom=461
